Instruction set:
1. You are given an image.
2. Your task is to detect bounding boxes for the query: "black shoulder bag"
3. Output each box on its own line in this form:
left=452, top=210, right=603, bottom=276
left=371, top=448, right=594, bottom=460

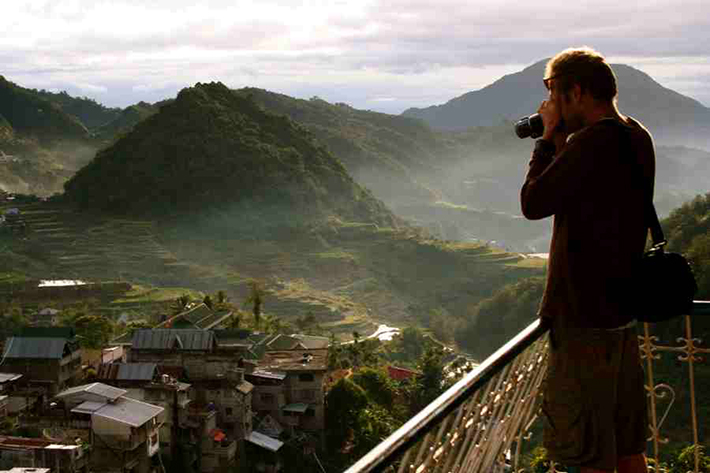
left=622, top=127, right=698, bottom=322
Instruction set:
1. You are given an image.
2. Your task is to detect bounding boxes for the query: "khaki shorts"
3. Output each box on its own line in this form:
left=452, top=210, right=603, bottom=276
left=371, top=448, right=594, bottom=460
left=542, top=326, right=648, bottom=471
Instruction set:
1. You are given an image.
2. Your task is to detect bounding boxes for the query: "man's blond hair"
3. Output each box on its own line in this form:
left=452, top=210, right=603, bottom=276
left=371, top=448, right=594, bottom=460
left=545, top=47, right=618, bottom=103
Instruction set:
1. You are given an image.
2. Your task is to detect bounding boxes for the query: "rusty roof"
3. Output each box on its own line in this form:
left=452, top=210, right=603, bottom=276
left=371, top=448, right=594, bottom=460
left=258, top=349, right=328, bottom=372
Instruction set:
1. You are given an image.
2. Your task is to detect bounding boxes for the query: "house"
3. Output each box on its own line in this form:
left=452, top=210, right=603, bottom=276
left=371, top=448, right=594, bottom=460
left=1, top=327, right=82, bottom=397
left=0, top=468, right=50, bottom=473
left=128, top=329, right=254, bottom=435
left=110, top=304, right=233, bottom=347
left=94, top=363, right=192, bottom=452
left=54, top=383, right=164, bottom=473
left=0, top=436, right=89, bottom=472
left=35, top=308, right=60, bottom=326
left=124, top=329, right=254, bottom=469
left=0, top=373, right=23, bottom=416
left=178, top=401, right=240, bottom=473
left=153, top=303, right=233, bottom=330
left=247, top=348, right=328, bottom=436
left=387, top=365, right=420, bottom=382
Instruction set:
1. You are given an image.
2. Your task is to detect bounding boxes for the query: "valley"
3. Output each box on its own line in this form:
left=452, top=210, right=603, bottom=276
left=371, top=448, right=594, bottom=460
left=1, top=197, right=543, bottom=343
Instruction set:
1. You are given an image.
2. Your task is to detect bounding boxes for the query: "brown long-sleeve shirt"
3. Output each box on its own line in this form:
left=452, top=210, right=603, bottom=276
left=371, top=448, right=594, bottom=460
left=521, top=117, right=655, bottom=329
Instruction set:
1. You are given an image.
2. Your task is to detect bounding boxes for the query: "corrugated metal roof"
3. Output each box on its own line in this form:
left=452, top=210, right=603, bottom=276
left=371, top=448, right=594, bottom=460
left=71, top=397, right=164, bottom=427
left=246, top=431, right=284, bottom=452
left=266, top=334, right=299, bottom=350
left=71, top=400, right=106, bottom=414
left=2, top=337, right=67, bottom=359
left=0, top=373, right=23, bottom=383
left=249, top=370, right=286, bottom=381
left=292, top=334, right=330, bottom=349
left=57, top=383, right=127, bottom=402
left=131, top=329, right=215, bottom=351
left=95, top=397, right=163, bottom=427
left=117, top=363, right=157, bottom=381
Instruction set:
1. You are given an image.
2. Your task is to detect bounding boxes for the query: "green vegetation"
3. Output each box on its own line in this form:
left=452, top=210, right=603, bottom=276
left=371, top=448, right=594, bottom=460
left=92, top=101, right=160, bottom=143
left=33, top=89, right=121, bottom=129
left=234, top=88, right=450, bottom=206
left=0, top=76, right=88, bottom=143
left=64, top=82, right=396, bottom=231
left=324, top=341, right=453, bottom=469
left=456, top=276, right=545, bottom=359
left=663, top=192, right=710, bottom=299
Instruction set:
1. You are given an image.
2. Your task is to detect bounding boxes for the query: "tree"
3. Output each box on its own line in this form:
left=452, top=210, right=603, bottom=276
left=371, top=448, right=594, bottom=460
left=325, top=378, right=369, bottom=451
left=351, top=367, right=397, bottom=408
left=409, top=346, right=447, bottom=415
left=668, top=445, right=710, bottom=473
left=244, top=280, right=264, bottom=328
left=74, top=314, right=115, bottom=348
left=227, top=312, right=244, bottom=329
left=171, top=294, right=192, bottom=315
left=126, top=319, right=151, bottom=331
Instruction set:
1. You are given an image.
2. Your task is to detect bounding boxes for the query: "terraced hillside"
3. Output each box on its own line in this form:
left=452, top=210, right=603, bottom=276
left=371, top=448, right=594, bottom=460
left=2, top=200, right=543, bottom=339
left=2, top=201, right=179, bottom=284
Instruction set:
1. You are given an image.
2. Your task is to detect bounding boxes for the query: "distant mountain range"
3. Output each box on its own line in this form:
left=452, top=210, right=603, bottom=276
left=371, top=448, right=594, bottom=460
left=3, top=62, right=710, bottom=248
left=403, top=59, right=710, bottom=150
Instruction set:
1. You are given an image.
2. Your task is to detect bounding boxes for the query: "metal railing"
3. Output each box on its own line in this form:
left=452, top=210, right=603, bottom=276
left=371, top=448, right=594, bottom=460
left=345, top=301, right=710, bottom=473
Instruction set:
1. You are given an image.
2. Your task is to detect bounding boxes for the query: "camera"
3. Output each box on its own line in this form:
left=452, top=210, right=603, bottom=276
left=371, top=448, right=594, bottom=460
left=514, top=114, right=544, bottom=139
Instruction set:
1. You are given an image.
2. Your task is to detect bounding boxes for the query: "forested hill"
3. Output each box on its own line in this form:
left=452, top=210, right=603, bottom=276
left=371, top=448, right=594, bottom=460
left=663, top=192, right=710, bottom=298
left=233, top=88, right=456, bottom=207
left=0, top=76, right=90, bottom=144
left=92, top=101, right=161, bottom=143
left=63, top=82, right=397, bottom=228
left=33, top=89, right=122, bottom=129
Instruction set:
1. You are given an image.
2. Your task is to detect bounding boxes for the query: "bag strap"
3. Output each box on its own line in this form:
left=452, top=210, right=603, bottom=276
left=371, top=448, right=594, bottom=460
left=616, top=121, right=666, bottom=250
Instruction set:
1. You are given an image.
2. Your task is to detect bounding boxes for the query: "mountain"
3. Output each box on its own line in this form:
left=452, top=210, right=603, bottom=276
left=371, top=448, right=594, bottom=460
left=0, top=76, right=90, bottom=144
left=34, top=89, right=121, bottom=129
left=403, top=59, right=710, bottom=149
left=93, top=101, right=161, bottom=143
left=231, top=88, right=553, bottom=248
left=232, top=88, right=450, bottom=207
left=63, top=81, right=397, bottom=229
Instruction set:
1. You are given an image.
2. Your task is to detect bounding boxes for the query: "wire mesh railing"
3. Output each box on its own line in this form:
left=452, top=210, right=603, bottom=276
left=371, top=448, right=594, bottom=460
left=345, top=301, right=710, bottom=473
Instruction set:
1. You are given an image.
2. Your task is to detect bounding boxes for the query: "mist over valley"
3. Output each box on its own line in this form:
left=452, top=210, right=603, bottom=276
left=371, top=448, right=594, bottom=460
left=1, top=59, right=709, bottom=357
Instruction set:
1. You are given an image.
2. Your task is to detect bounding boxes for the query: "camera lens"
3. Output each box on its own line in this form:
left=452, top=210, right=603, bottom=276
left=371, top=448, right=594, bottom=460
left=514, top=114, right=544, bottom=139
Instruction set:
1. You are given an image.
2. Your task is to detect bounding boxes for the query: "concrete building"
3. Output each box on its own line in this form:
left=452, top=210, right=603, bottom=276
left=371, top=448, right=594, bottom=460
left=1, top=328, right=82, bottom=397
left=54, top=383, right=165, bottom=473
left=0, top=436, right=89, bottom=472
left=246, top=348, right=328, bottom=436
left=127, top=330, right=254, bottom=440
left=0, top=373, right=23, bottom=416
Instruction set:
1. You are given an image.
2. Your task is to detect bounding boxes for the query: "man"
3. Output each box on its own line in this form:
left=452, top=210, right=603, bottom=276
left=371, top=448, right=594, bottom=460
left=520, top=47, right=654, bottom=473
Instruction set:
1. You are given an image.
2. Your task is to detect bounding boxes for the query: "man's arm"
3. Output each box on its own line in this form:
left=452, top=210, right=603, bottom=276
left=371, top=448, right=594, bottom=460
left=520, top=129, right=597, bottom=220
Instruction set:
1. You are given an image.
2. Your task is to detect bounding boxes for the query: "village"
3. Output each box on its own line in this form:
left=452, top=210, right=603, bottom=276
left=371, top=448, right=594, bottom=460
left=0, top=298, right=336, bottom=473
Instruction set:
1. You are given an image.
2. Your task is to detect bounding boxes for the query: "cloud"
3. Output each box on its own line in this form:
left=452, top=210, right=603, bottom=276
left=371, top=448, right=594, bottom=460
left=2, top=0, right=709, bottom=111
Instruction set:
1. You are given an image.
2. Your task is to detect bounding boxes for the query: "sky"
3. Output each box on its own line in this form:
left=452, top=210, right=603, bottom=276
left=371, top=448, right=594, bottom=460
left=3, top=0, right=710, bottom=114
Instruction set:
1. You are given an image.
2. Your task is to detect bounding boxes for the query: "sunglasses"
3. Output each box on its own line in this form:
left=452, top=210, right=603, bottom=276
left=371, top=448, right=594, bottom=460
left=543, top=73, right=569, bottom=91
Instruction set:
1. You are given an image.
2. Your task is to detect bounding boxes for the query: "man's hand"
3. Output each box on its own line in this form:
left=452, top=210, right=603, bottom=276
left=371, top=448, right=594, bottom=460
left=538, top=100, right=568, bottom=152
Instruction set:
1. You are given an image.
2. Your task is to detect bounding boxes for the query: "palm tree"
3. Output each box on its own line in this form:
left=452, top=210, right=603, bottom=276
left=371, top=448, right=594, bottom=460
left=244, top=280, right=264, bottom=328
